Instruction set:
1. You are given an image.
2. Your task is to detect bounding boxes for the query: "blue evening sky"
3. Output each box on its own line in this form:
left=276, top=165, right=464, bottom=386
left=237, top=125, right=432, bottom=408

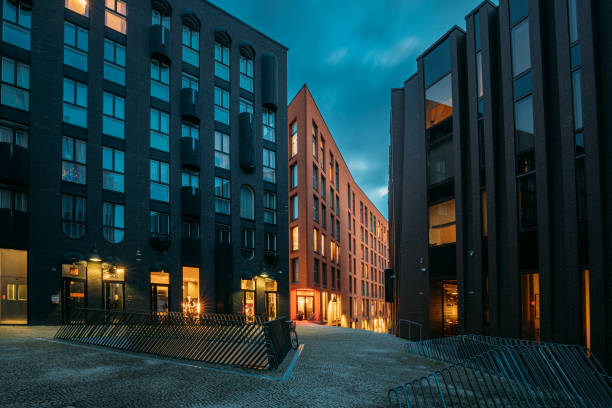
left=209, top=0, right=493, bottom=218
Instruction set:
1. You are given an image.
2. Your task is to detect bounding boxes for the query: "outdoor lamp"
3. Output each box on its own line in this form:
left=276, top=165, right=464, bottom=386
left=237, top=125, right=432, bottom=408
left=89, top=242, right=102, bottom=262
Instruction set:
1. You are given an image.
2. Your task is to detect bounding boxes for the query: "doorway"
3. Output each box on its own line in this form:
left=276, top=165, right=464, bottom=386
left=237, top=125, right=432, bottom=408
left=61, top=262, right=87, bottom=323
left=297, top=295, right=314, bottom=320
left=241, top=279, right=256, bottom=322
left=104, top=282, right=124, bottom=311
left=151, top=271, right=170, bottom=315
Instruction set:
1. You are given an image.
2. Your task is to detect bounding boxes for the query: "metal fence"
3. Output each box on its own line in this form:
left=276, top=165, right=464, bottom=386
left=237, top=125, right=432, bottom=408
left=390, top=335, right=612, bottom=407
left=398, top=319, right=423, bottom=342
left=55, top=308, right=292, bottom=370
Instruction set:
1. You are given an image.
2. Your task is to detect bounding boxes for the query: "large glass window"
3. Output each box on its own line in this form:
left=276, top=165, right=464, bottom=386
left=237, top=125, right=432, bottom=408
left=264, top=191, right=276, bottom=224
left=64, top=21, right=88, bottom=71
left=150, top=108, right=169, bottom=152
left=424, top=38, right=450, bottom=88
left=182, top=267, right=200, bottom=316
left=240, top=55, right=253, bottom=92
left=215, top=42, right=230, bottom=80
left=62, top=194, right=86, bottom=238
left=428, top=199, right=456, bottom=246
left=214, top=87, right=229, bottom=124
left=62, top=136, right=87, bottom=184
left=263, top=109, right=275, bottom=142
left=102, top=202, right=124, bottom=243
left=240, top=185, right=254, bottom=220
left=427, top=137, right=453, bottom=185
left=2, top=0, right=30, bottom=50
left=151, top=59, right=169, bottom=102
left=1, top=57, right=29, bottom=111
left=214, top=131, right=230, bottom=169
left=239, top=97, right=253, bottom=114
left=568, top=0, right=578, bottom=43
left=291, top=226, right=299, bottom=251
left=511, top=20, right=531, bottom=76
left=263, top=148, right=276, bottom=183
left=476, top=52, right=483, bottom=98
left=182, top=169, right=199, bottom=190
left=0, top=249, right=28, bottom=324
left=520, top=273, right=540, bottom=341
left=150, top=159, right=169, bottom=202
left=515, top=95, right=535, bottom=174
left=105, top=0, right=127, bottom=35
left=66, top=0, right=89, bottom=16
left=152, top=9, right=170, bottom=31
left=103, top=92, right=125, bottom=139
left=150, top=211, right=169, bottom=237
left=241, top=228, right=255, bottom=260
left=182, top=25, right=199, bottom=67
left=214, top=177, right=230, bottom=215
left=290, top=122, right=298, bottom=157
left=102, top=146, right=124, bottom=192
left=182, top=72, right=199, bottom=91
left=425, top=74, right=452, bottom=129
left=63, top=78, right=87, bottom=127
left=103, top=39, right=126, bottom=85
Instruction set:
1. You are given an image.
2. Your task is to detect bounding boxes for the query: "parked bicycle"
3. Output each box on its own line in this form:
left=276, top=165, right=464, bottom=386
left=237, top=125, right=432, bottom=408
left=287, top=320, right=299, bottom=350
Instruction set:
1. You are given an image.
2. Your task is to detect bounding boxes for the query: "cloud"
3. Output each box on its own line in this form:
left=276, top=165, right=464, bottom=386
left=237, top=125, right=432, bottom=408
left=371, top=185, right=389, bottom=199
left=326, top=47, right=348, bottom=65
left=361, top=36, right=420, bottom=68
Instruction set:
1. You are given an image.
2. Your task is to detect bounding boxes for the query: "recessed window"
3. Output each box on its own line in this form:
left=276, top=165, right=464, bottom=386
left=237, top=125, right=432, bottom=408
left=150, top=210, right=169, bottom=237
left=215, top=224, right=230, bottom=243
left=313, top=196, right=319, bottom=222
left=181, top=169, right=199, bottom=189
left=103, top=92, right=125, bottom=139
left=312, top=123, right=318, bottom=160
left=102, top=202, right=124, bottom=243
left=240, top=185, right=255, bottom=220
left=290, top=195, right=298, bottom=220
left=2, top=0, right=31, bottom=50
left=182, top=122, right=199, bottom=141
left=105, top=0, right=127, bottom=35
left=151, top=59, right=169, bottom=102
left=321, top=177, right=326, bottom=200
left=476, top=51, right=483, bottom=98
left=312, top=165, right=318, bottom=190
left=182, top=218, right=200, bottom=239
left=427, top=137, right=453, bottom=185
left=241, top=228, right=255, bottom=260
left=0, top=124, right=27, bottom=149
left=64, top=22, right=88, bottom=71
left=291, top=226, right=299, bottom=251
left=0, top=189, right=27, bottom=212
left=313, top=228, right=318, bottom=253
left=291, top=258, right=299, bottom=283
left=214, top=131, right=230, bottom=169
left=263, top=148, right=276, bottom=183
left=290, top=164, right=298, bottom=189
left=263, top=191, right=276, bottom=224
left=63, top=78, right=87, bottom=127
left=102, top=146, right=124, bottom=192
left=66, top=0, right=89, bottom=16
left=61, top=136, right=87, bottom=184
left=182, top=25, right=199, bottom=67
left=518, top=174, right=537, bottom=229
left=214, top=87, right=229, bottom=125
left=428, top=199, right=456, bottom=246
left=214, top=177, right=230, bottom=215
left=104, top=39, right=126, bottom=85
left=424, top=38, right=450, bottom=88
left=152, top=9, right=170, bottom=31
left=515, top=95, right=535, bottom=174
left=150, top=159, right=169, bottom=202
left=240, top=55, right=253, bottom=92
left=150, top=108, right=169, bottom=152
left=239, top=97, right=253, bottom=114
left=62, top=194, right=86, bottom=239
left=511, top=19, right=531, bottom=77
left=263, top=109, right=275, bottom=142
left=290, top=121, right=298, bottom=157
left=215, top=42, right=230, bottom=80
left=1, top=57, right=29, bottom=111
left=265, top=232, right=277, bottom=253
left=182, top=72, right=199, bottom=91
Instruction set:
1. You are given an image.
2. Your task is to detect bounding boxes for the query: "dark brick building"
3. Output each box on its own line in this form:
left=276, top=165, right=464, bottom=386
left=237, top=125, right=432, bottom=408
left=0, top=0, right=288, bottom=324
left=389, top=0, right=612, bottom=368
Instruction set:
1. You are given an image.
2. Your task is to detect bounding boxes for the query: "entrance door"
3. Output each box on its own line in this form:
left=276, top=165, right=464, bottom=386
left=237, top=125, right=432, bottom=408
left=62, top=278, right=86, bottom=322
left=266, top=292, right=277, bottom=320
left=297, top=295, right=314, bottom=320
left=151, top=285, right=169, bottom=315
left=242, top=290, right=255, bottom=322
left=104, top=281, right=124, bottom=311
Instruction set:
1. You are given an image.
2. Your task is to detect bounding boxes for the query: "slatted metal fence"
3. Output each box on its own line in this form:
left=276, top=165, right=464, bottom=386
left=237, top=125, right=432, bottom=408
left=55, top=308, right=292, bottom=370
left=389, top=335, right=612, bottom=407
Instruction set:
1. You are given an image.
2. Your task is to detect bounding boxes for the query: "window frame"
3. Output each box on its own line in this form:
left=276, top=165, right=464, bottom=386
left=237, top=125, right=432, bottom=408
left=239, top=54, right=253, bottom=92
left=150, top=159, right=170, bottom=202
left=103, top=38, right=126, bottom=85
left=1, top=57, right=29, bottom=111
left=64, top=21, right=88, bottom=71
left=214, top=176, right=231, bottom=215
left=214, top=42, right=230, bottom=80
left=182, top=25, right=200, bottom=67
left=263, top=148, right=276, bottom=183
left=102, top=146, right=125, bottom=193
left=102, top=201, right=125, bottom=244
left=214, top=86, right=230, bottom=125
left=62, top=77, right=88, bottom=127
left=61, top=136, right=87, bottom=185
left=61, top=194, right=87, bottom=239
left=105, top=0, right=127, bottom=35
left=2, top=0, right=31, bottom=50
left=150, top=108, right=170, bottom=152
left=103, top=92, right=125, bottom=139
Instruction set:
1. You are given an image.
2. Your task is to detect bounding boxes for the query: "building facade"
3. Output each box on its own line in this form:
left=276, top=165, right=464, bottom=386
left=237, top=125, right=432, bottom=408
left=0, top=0, right=288, bottom=324
left=288, top=85, right=390, bottom=331
left=389, top=0, right=612, bottom=368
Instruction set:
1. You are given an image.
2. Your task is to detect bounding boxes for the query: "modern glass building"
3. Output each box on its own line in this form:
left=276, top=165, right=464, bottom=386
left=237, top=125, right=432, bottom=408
left=0, top=0, right=288, bottom=324
left=389, top=0, right=612, bottom=369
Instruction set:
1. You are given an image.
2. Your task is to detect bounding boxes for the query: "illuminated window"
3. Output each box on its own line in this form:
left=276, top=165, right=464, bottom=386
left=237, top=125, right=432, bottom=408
left=63, top=78, right=87, bottom=127
left=1, top=57, right=29, bottom=111
left=313, top=228, right=318, bottom=253
left=214, top=177, right=230, bottom=215
left=214, top=131, right=230, bottom=169
left=150, top=159, right=169, bottom=202
left=241, top=279, right=255, bottom=321
left=290, top=121, right=298, bottom=157
left=291, top=226, right=299, bottom=251
left=61, top=136, right=86, bottom=184
left=64, top=21, right=88, bottom=71
left=214, top=87, right=229, bottom=124
left=182, top=72, right=199, bottom=91
left=481, top=191, right=488, bottom=237
left=241, top=228, right=255, bottom=260
left=62, top=194, right=86, bottom=239
left=151, top=59, right=169, bottom=102
left=182, top=267, right=200, bottom=316
left=103, top=39, right=125, bottom=85
left=103, top=92, right=125, bottom=139
left=428, top=199, right=456, bottom=246
left=105, top=0, right=127, bottom=35
left=2, top=0, right=31, bottom=50
left=102, top=202, right=124, bottom=243
left=150, top=108, right=169, bottom=151
left=181, top=25, right=199, bottom=67
left=320, top=234, right=325, bottom=257
left=214, top=42, right=230, bottom=80
left=239, top=97, right=253, bottom=114
left=0, top=249, right=28, bottom=324
left=66, top=0, right=89, bottom=16
left=520, top=273, right=540, bottom=341
left=425, top=74, right=452, bottom=129
left=240, top=54, right=253, bottom=91
left=103, top=147, right=124, bottom=193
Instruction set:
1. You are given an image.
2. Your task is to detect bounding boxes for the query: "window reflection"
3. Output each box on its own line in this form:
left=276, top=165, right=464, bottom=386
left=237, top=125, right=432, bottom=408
left=425, top=74, right=453, bottom=129
left=427, top=137, right=453, bottom=185
left=428, top=199, right=456, bottom=246
left=511, top=20, right=531, bottom=76
left=0, top=249, right=28, bottom=324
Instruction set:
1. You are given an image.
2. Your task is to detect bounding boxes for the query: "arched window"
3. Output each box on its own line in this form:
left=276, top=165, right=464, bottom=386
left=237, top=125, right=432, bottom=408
left=240, top=185, right=254, bottom=220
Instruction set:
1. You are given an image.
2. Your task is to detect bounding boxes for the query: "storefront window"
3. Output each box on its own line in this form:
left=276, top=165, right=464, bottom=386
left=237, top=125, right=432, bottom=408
left=0, top=249, right=27, bottom=324
left=182, top=267, right=200, bottom=316
left=520, top=273, right=540, bottom=341
left=151, top=271, right=169, bottom=315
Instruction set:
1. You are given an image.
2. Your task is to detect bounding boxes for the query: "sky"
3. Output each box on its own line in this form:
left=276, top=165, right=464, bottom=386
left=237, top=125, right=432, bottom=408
left=209, top=0, right=492, bottom=218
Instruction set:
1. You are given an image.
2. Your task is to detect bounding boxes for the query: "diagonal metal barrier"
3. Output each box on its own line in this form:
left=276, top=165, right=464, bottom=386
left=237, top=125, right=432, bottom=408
left=389, top=335, right=612, bottom=407
left=55, top=308, right=293, bottom=370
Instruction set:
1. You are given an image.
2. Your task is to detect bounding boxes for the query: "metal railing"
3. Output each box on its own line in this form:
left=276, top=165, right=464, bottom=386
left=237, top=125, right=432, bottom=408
left=390, top=335, right=612, bottom=407
left=55, top=308, right=293, bottom=370
left=398, top=319, right=423, bottom=342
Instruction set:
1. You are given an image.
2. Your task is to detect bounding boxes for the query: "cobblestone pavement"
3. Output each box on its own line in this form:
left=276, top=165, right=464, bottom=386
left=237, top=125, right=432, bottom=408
left=0, top=323, right=446, bottom=407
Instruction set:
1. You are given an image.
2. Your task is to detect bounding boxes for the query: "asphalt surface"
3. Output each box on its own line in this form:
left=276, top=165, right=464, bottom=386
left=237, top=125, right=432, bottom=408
left=0, top=323, right=446, bottom=407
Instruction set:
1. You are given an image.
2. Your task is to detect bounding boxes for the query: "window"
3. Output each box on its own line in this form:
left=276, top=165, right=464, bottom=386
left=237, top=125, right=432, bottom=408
left=102, top=147, right=124, bottom=192
left=511, top=20, right=531, bottom=76
left=182, top=122, right=199, bottom=141
left=240, top=185, right=254, bottom=220
left=214, top=177, right=230, bottom=215
left=239, top=97, right=253, bottom=114
left=263, top=191, right=276, bottom=224
left=182, top=25, right=199, bottom=67
left=572, top=70, right=583, bottom=130
left=181, top=170, right=199, bottom=189
left=150, top=108, right=169, bottom=152
left=515, top=95, right=535, bottom=174
left=150, top=211, right=169, bottom=237
left=429, top=199, right=456, bottom=246
left=105, top=0, right=127, bottom=34
left=510, top=0, right=529, bottom=25
left=427, top=137, right=453, bottom=185
left=314, top=259, right=319, bottom=285
left=425, top=74, right=452, bottom=129
left=215, top=224, right=230, bottom=243
left=240, top=55, right=253, bottom=91
left=215, top=42, right=230, bottom=80
left=1, top=57, right=29, bottom=111
left=290, top=195, right=298, bottom=220
left=313, top=165, right=318, bottom=190
left=568, top=0, right=578, bottom=43
left=103, top=92, right=125, bottom=139
left=290, top=164, right=298, bottom=189
left=0, top=189, right=26, bottom=212
left=63, top=78, right=87, bottom=127
left=181, top=72, right=199, bottom=91
left=182, top=218, right=200, bottom=238
left=214, top=131, right=230, bottom=169
left=291, top=226, right=299, bottom=251
left=265, top=232, right=277, bottom=253
left=312, top=124, right=318, bottom=160
left=335, top=164, right=339, bottom=188
left=62, top=136, right=86, bottom=184
left=263, top=148, right=276, bottom=183
left=291, top=258, right=299, bottom=283
left=152, top=9, right=170, bottom=30
left=0, top=125, right=27, bottom=148
left=66, top=0, right=89, bottom=16
left=424, top=38, right=451, bottom=88
left=102, top=202, right=124, bottom=243
left=103, top=39, right=125, bottom=85
left=62, top=194, right=86, bottom=238
left=150, top=159, right=169, bottom=202
left=151, top=59, right=169, bottom=101
left=241, top=228, right=255, bottom=260
left=2, top=0, right=30, bottom=50
left=214, top=87, right=229, bottom=124
left=263, top=109, right=275, bottom=142
left=290, top=121, right=298, bottom=157
left=64, top=22, right=88, bottom=71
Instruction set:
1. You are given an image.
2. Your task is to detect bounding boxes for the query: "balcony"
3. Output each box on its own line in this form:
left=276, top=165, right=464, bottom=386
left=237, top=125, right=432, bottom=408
left=181, top=237, right=201, bottom=266
left=0, top=143, right=28, bottom=185
left=180, top=88, right=200, bottom=123
left=181, top=186, right=201, bottom=217
left=180, top=137, right=200, bottom=170
left=149, top=25, right=171, bottom=64
left=0, top=209, right=28, bottom=248
left=150, top=234, right=171, bottom=252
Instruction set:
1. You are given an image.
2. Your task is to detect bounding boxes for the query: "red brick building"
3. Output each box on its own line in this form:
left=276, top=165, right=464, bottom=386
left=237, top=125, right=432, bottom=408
left=287, top=85, right=390, bottom=331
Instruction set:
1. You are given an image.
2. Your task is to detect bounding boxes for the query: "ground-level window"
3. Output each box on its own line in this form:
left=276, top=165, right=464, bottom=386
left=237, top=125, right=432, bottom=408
left=182, top=266, right=200, bottom=316
left=0, top=249, right=27, bottom=324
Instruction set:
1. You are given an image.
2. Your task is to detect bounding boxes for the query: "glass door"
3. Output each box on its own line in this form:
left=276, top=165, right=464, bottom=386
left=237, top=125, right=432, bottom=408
left=104, top=282, right=124, bottom=311
left=151, top=285, right=169, bottom=315
left=297, top=295, right=314, bottom=320
left=266, top=292, right=277, bottom=320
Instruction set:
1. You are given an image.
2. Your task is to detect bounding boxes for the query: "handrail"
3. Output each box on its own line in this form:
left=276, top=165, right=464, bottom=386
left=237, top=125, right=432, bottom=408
left=398, top=319, right=423, bottom=342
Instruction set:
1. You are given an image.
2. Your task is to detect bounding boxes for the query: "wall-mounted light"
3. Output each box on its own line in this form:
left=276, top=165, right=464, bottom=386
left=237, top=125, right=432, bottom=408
left=89, top=242, right=102, bottom=262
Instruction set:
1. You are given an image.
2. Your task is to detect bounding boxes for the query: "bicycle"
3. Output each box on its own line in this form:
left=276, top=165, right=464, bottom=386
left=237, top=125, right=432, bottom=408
left=288, top=320, right=299, bottom=350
